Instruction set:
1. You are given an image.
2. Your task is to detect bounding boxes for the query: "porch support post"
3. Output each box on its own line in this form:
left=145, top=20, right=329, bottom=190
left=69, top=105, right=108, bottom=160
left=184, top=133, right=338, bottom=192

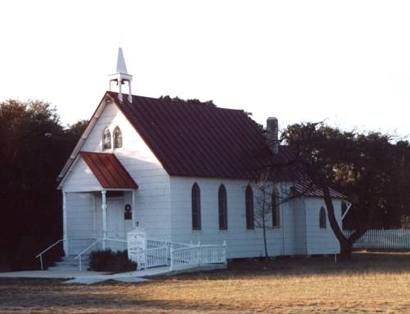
left=101, top=190, right=107, bottom=250
left=62, top=191, right=68, bottom=256
left=131, top=190, right=136, bottom=228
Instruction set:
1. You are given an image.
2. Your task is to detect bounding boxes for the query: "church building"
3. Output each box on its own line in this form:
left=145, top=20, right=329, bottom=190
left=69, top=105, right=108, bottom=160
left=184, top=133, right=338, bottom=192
left=57, top=49, right=344, bottom=262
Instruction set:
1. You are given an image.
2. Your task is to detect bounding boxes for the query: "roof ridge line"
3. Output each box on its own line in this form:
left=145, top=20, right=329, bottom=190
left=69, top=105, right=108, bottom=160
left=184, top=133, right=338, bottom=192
left=108, top=90, right=249, bottom=113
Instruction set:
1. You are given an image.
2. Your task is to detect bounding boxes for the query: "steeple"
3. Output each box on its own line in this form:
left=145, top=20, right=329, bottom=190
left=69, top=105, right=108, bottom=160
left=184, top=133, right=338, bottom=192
left=109, top=48, right=133, bottom=103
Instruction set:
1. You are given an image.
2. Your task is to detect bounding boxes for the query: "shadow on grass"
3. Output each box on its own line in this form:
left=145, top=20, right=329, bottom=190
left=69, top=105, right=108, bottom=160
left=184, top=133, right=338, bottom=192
left=0, top=278, right=233, bottom=313
left=164, top=251, right=410, bottom=281
left=1, top=251, right=410, bottom=313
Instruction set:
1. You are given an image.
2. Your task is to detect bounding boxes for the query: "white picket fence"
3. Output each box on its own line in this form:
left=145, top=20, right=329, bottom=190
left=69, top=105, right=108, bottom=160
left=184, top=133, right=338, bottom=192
left=344, top=229, right=410, bottom=249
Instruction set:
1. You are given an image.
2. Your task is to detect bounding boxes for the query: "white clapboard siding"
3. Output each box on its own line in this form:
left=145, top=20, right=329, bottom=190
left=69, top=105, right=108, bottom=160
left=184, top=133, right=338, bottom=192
left=305, top=198, right=342, bottom=255
left=281, top=200, right=296, bottom=255
left=63, top=158, right=102, bottom=192
left=62, top=100, right=172, bottom=249
left=169, top=177, right=297, bottom=259
left=293, top=197, right=307, bottom=255
left=65, top=192, right=96, bottom=254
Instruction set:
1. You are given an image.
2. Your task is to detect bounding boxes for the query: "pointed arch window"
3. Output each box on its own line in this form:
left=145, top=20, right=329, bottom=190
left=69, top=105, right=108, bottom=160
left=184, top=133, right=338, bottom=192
left=319, top=206, right=327, bottom=229
left=272, top=190, right=280, bottom=228
left=218, top=184, right=228, bottom=230
left=192, top=183, right=201, bottom=230
left=113, top=126, right=123, bottom=149
left=245, top=185, right=254, bottom=230
left=102, top=127, right=111, bottom=150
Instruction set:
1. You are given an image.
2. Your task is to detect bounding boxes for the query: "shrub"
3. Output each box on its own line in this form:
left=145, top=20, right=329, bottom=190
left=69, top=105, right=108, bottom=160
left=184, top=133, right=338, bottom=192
left=89, top=250, right=137, bottom=272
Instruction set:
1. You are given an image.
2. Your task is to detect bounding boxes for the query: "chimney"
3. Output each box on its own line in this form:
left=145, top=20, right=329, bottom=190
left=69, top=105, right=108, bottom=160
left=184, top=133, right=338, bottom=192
left=266, top=117, right=279, bottom=154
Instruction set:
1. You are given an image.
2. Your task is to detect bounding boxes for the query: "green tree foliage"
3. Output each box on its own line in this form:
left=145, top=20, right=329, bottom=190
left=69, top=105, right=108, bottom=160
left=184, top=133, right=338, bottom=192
left=0, top=100, right=87, bottom=270
left=64, top=119, right=88, bottom=140
left=281, top=122, right=410, bottom=258
left=159, top=95, right=216, bottom=107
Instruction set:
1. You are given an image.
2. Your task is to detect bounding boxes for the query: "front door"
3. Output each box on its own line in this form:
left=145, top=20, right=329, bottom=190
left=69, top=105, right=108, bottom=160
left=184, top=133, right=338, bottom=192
left=107, top=198, right=126, bottom=251
left=94, top=192, right=135, bottom=251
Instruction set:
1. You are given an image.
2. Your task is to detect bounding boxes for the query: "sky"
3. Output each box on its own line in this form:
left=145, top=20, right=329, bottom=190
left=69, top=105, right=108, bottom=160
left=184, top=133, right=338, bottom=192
left=1, top=0, right=410, bottom=137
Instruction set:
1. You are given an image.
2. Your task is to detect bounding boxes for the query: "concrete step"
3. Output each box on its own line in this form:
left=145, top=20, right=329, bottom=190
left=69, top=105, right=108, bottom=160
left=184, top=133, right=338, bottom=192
left=55, top=262, right=79, bottom=267
left=64, top=255, right=89, bottom=260
left=48, top=266, right=79, bottom=272
left=50, top=255, right=90, bottom=270
left=58, top=258, right=88, bottom=264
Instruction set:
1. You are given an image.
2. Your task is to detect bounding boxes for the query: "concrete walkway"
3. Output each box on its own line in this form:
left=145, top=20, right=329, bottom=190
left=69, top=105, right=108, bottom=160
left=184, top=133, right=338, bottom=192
left=0, top=264, right=226, bottom=284
left=0, top=266, right=172, bottom=284
left=62, top=267, right=173, bottom=284
left=64, top=273, right=149, bottom=284
left=0, top=270, right=109, bottom=279
left=65, top=264, right=226, bottom=284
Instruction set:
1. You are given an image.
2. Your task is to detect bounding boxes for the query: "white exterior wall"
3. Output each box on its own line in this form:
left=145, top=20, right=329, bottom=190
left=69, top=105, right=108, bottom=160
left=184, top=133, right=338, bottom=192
left=65, top=192, right=96, bottom=254
left=169, top=177, right=342, bottom=258
left=304, top=198, right=342, bottom=255
left=62, top=100, right=172, bottom=253
left=63, top=159, right=102, bottom=192
left=280, top=192, right=296, bottom=255
left=292, top=197, right=307, bottom=255
left=169, top=177, right=287, bottom=259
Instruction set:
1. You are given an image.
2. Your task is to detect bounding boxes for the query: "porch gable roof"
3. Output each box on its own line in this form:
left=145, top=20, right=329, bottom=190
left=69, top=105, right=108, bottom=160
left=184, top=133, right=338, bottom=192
left=80, top=151, right=138, bottom=189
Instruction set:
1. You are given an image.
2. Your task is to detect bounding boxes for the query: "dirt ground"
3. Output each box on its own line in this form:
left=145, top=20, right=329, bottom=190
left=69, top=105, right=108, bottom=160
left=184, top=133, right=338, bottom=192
left=1, top=251, right=410, bottom=313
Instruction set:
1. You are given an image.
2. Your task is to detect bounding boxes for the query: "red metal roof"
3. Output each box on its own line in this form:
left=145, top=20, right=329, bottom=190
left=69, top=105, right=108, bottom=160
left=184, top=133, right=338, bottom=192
left=105, top=92, right=345, bottom=198
left=107, top=91, right=277, bottom=180
left=80, top=152, right=138, bottom=189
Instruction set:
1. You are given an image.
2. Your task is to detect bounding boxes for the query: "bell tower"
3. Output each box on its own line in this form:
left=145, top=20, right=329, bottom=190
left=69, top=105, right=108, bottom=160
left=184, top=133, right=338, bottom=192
left=109, top=48, right=133, bottom=103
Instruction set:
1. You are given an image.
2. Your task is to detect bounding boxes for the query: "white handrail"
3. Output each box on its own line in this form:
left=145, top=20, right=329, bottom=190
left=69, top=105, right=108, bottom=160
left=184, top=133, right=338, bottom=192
left=35, top=239, right=65, bottom=271
left=75, top=239, right=100, bottom=271
left=169, top=241, right=227, bottom=271
left=150, top=239, right=194, bottom=247
left=105, top=238, right=127, bottom=243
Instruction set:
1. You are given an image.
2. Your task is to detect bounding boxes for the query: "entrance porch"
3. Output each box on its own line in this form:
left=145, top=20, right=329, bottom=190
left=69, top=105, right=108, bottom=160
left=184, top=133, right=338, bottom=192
left=62, top=189, right=137, bottom=256
left=60, top=151, right=139, bottom=257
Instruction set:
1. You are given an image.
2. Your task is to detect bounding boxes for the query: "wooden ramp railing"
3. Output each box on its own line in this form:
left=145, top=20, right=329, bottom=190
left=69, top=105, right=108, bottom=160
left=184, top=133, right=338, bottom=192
left=170, top=241, right=227, bottom=271
left=37, top=236, right=227, bottom=272
left=129, top=238, right=227, bottom=271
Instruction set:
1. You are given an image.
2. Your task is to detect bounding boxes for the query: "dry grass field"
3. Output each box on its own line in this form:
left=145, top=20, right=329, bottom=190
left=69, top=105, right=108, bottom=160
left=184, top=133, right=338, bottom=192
left=1, top=251, right=410, bottom=313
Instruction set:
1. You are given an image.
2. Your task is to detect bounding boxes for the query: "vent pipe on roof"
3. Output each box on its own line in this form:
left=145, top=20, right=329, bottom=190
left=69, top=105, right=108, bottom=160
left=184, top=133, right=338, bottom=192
left=266, top=117, right=279, bottom=154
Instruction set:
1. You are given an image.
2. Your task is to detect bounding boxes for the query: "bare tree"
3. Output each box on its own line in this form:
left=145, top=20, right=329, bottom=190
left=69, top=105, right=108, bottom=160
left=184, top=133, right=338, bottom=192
left=252, top=171, right=299, bottom=258
left=253, top=179, right=275, bottom=258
